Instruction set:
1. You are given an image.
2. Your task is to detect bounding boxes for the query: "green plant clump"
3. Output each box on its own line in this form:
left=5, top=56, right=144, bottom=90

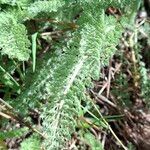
left=0, top=0, right=146, bottom=150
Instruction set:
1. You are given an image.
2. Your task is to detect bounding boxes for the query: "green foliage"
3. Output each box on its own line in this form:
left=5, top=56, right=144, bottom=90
left=12, top=7, right=124, bottom=149
left=0, top=65, right=20, bottom=90
left=0, top=12, right=30, bottom=61
left=83, top=132, right=104, bottom=150
left=20, top=134, right=41, bottom=150
left=0, top=0, right=17, bottom=5
left=0, top=0, right=66, bottom=61
left=0, top=0, right=145, bottom=150
left=27, top=0, right=65, bottom=18
left=0, top=127, right=28, bottom=140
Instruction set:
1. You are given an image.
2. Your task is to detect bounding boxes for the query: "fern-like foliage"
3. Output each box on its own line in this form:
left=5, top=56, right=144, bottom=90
left=138, top=55, right=150, bottom=106
left=41, top=10, right=124, bottom=149
left=12, top=6, right=125, bottom=150
left=0, top=12, right=30, bottom=61
left=1, top=0, right=139, bottom=149
left=0, top=0, right=66, bottom=61
left=0, top=127, right=28, bottom=140
left=0, top=0, right=136, bottom=61
left=27, top=0, right=65, bottom=18
left=0, top=0, right=17, bottom=5
left=20, top=134, right=41, bottom=150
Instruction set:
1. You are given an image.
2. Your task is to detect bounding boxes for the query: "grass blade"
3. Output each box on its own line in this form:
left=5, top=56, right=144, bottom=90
left=32, top=32, right=38, bottom=72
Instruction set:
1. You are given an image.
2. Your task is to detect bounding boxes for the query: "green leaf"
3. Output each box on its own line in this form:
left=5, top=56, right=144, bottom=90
left=0, top=65, right=20, bottom=90
left=32, top=32, right=38, bottom=72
